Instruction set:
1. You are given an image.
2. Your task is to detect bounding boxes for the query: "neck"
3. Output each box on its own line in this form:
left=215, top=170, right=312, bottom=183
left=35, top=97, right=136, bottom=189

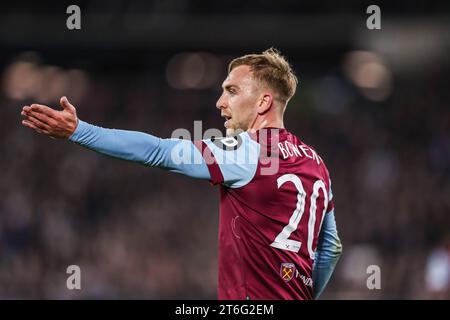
left=248, top=112, right=284, bottom=131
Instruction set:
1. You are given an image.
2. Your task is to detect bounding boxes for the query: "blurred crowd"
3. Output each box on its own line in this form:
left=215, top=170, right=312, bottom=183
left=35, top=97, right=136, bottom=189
left=0, top=50, right=449, bottom=299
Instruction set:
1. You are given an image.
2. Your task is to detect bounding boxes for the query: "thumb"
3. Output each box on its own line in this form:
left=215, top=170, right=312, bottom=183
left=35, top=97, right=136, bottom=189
left=60, top=96, right=76, bottom=113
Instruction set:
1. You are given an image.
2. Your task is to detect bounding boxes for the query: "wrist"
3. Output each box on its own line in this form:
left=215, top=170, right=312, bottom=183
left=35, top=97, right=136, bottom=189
left=68, top=118, right=83, bottom=141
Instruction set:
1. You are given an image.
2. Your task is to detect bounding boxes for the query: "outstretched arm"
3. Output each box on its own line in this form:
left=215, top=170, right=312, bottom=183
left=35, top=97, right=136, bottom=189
left=21, top=97, right=211, bottom=180
left=312, top=210, right=343, bottom=299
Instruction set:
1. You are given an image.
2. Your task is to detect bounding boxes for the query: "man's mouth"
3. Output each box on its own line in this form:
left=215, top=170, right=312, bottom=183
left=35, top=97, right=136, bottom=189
left=222, top=115, right=232, bottom=128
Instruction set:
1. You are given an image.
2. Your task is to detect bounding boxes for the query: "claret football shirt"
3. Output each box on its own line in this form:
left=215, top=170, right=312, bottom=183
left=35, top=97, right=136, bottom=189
left=195, top=128, right=334, bottom=300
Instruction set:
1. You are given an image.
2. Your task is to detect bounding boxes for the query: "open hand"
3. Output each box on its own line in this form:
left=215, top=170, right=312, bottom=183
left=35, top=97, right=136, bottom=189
left=21, top=96, right=78, bottom=139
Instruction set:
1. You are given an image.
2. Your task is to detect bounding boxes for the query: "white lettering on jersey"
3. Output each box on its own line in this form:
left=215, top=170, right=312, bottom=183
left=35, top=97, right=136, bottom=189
left=277, top=141, right=321, bottom=165
left=278, top=142, right=289, bottom=159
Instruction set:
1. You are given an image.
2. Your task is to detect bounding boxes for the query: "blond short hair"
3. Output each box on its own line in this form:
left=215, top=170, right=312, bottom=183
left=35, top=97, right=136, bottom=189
left=229, top=48, right=298, bottom=104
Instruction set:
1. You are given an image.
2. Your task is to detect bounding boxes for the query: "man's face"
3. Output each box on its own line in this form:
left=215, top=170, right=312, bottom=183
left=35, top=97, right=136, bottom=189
left=216, top=65, right=262, bottom=136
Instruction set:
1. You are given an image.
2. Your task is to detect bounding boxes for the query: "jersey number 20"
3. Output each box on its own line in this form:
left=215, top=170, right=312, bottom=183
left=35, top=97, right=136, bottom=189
left=270, top=174, right=328, bottom=259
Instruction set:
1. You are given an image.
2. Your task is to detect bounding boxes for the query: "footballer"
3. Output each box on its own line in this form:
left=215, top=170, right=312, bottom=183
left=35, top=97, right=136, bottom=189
left=21, top=48, right=342, bottom=300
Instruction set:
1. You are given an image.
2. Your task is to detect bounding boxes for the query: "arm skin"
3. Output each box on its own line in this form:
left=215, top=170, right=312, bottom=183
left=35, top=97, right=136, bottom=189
left=312, top=209, right=343, bottom=299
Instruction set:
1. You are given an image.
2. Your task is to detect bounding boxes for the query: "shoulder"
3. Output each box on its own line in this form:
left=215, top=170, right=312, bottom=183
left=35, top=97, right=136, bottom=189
left=199, top=132, right=261, bottom=188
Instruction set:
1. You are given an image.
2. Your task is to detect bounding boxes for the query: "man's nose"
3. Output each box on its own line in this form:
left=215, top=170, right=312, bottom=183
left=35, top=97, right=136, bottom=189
left=216, top=95, right=225, bottom=110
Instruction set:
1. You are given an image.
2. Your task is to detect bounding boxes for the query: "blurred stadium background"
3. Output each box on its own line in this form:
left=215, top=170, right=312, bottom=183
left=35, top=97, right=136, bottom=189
left=0, top=0, right=449, bottom=299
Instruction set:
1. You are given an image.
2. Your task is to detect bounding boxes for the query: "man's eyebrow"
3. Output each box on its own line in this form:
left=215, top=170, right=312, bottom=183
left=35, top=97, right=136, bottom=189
left=223, top=84, right=239, bottom=91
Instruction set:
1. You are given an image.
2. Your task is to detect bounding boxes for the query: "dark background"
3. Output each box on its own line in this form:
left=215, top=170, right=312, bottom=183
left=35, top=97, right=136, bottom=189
left=0, top=0, right=449, bottom=299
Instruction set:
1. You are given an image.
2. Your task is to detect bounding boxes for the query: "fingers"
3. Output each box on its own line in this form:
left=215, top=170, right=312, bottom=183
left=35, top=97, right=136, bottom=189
left=22, top=119, right=50, bottom=135
left=21, top=112, right=52, bottom=133
left=22, top=108, right=55, bottom=126
left=23, top=104, right=58, bottom=119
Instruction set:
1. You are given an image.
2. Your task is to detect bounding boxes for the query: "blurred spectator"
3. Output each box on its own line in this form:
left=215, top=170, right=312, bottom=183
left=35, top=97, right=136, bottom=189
left=425, top=237, right=450, bottom=299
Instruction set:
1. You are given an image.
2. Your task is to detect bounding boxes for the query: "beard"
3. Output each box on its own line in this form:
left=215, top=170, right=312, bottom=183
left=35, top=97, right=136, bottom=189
left=226, top=127, right=235, bottom=137
left=226, top=125, right=245, bottom=137
left=225, top=117, right=248, bottom=137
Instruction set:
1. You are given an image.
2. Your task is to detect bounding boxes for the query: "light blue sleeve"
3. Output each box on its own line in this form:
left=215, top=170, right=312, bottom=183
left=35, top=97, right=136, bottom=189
left=312, top=209, right=343, bottom=299
left=68, top=120, right=211, bottom=180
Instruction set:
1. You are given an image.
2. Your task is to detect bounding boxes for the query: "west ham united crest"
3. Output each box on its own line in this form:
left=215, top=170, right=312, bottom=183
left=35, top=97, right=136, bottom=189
left=280, top=263, right=296, bottom=282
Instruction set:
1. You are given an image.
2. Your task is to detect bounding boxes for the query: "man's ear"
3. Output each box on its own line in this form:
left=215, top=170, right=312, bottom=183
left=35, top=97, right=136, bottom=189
left=257, top=93, right=273, bottom=115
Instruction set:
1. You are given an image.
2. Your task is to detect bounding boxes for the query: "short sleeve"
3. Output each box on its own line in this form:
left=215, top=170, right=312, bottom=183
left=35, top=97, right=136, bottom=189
left=194, top=132, right=260, bottom=188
